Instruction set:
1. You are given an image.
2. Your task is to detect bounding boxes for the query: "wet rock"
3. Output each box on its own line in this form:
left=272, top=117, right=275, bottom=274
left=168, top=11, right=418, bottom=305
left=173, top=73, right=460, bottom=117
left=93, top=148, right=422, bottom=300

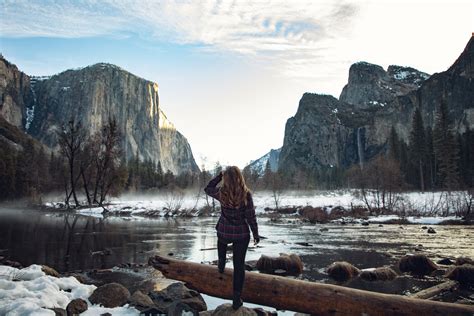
left=398, top=254, right=438, bottom=276
left=361, top=221, right=369, bottom=226
left=299, top=206, right=328, bottom=223
left=427, top=227, right=436, bottom=234
left=128, top=290, right=155, bottom=311
left=320, top=227, right=329, bottom=232
left=100, top=313, right=112, bottom=316
left=295, top=242, right=312, bottom=247
left=378, top=224, right=383, bottom=227
left=437, top=258, right=454, bottom=265
left=446, top=264, right=474, bottom=285
left=42, top=265, right=60, bottom=277
left=421, top=226, right=427, bottom=229
left=211, top=303, right=257, bottom=315
left=326, top=261, right=360, bottom=282
left=66, top=298, right=88, bottom=315
left=141, top=307, right=166, bottom=315
left=50, top=308, right=66, bottom=316
left=167, top=301, right=198, bottom=316
left=256, top=253, right=303, bottom=276
left=88, top=282, right=131, bottom=308
left=359, top=267, right=398, bottom=281
left=149, top=282, right=207, bottom=312
left=455, top=257, right=474, bottom=266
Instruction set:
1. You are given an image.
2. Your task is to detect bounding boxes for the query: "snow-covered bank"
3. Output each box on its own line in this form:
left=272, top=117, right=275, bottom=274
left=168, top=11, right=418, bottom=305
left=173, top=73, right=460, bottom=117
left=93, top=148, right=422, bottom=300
left=0, top=265, right=139, bottom=315
left=42, top=190, right=472, bottom=221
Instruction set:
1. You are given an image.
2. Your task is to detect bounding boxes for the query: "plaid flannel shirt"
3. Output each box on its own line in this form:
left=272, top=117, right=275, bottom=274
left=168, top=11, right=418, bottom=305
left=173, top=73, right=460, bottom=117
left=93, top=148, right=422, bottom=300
left=204, top=174, right=259, bottom=241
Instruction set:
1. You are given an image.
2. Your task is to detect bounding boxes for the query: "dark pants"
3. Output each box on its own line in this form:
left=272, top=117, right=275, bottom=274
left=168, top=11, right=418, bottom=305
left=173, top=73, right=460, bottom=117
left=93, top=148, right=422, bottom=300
left=217, top=237, right=250, bottom=294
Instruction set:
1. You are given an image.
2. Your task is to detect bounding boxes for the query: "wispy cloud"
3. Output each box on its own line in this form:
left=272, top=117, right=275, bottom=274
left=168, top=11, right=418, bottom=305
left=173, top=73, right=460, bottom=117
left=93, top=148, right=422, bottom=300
left=1, top=0, right=360, bottom=83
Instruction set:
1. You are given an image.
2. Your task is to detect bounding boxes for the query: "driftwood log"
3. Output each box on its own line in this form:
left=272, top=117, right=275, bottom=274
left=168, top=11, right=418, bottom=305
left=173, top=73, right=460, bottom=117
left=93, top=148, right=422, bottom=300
left=410, top=280, right=459, bottom=300
left=148, top=256, right=474, bottom=316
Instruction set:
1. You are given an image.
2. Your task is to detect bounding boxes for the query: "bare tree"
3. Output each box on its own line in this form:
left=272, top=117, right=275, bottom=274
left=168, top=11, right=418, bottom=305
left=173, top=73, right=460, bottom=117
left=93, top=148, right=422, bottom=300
left=57, top=119, right=85, bottom=207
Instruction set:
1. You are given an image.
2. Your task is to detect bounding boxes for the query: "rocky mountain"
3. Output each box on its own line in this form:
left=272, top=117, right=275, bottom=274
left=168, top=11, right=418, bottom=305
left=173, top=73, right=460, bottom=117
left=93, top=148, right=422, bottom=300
left=0, top=56, right=33, bottom=129
left=246, top=148, right=281, bottom=176
left=0, top=58, right=199, bottom=174
left=279, top=36, right=474, bottom=176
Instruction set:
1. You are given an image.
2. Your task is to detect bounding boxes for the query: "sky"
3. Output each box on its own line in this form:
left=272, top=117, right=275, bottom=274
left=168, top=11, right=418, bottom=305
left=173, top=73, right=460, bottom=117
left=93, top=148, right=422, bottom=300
left=1, top=0, right=473, bottom=170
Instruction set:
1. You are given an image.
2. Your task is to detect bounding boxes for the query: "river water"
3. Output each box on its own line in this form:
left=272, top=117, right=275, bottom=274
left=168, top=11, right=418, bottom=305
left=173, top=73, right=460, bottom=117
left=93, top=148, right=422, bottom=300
left=0, top=206, right=473, bottom=311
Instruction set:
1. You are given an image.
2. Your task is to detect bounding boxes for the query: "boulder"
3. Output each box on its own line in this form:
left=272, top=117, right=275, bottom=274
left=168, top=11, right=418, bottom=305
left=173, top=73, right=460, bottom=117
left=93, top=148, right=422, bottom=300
left=66, top=298, right=88, bottom=315
left=455, top=257, right=474, bottom=266
left=427, top=227, right=436, bottom=234
left=298, top=206, right=328, bottom=223
left=437, top=258, right=454, bottom=265
left=211, top=303, right=257, bottom=316
left=88, top=282, right=131, bottom=308
left=42, top=265, right=60, bottom=277
left=326, top=261, right=360, bottom=282
left=128, top=290, right=155, bottom=311
left=398, top=254, right=438, bottom=276
left=149, top=282, right=207, bottom=312
left=359, top=267, right=398, bottom=281
left=167, top=301, right=198, bottom=316
left=445, top=264, right=474, bottom=285
left=256, top=253, right=303, bottom=276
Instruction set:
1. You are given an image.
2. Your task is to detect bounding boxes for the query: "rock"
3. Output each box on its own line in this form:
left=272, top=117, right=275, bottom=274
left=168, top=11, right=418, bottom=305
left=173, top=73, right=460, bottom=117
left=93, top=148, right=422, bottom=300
left=211, top=303, right=258, bottom=316
left=378, top=224, right=383, bottom=227
left=359, top=267, right=398, bottom=281
left=320, top=227, right=329, bottom=232
left=0, top=57, right=33, bottom=128
left=299, top=206, right=328, bottom=223
left=361, top=221, right=369, bottom=226
left=295, top=242, right=312, bottom=247
left=277, top=38, right=473, bottom=179
left=50, top=308, right=67, bottom=316
left=66, top=298, right=88, bottom=315
left=427, top=227, right=436, bottom=234
left=28, top=62, right=199, bottom=175
left=326, top=261, right=360, bottom=282
left=398, top=254, right=438, bottom=276
left=42, top=265, right=60, bottom=277
left=421, top=226, right=428, bottom=229
left=128, top=290, right=155, bottom=311
left=256, top=253, right=303, bottom=276
left=445, top=264, right=474, bottom=285
left=437, top=258, right=454, bottom=265
left=69, top=273, right=86, bottom=284
left=149, top=282, right=207, bottom=312
left=88, top=282, right=131, bottom=308
left=100, top=313, right=112, bottom=316
left=455, top=257, right=474, bottom=266
left=167, top=301, right=198, bottom=316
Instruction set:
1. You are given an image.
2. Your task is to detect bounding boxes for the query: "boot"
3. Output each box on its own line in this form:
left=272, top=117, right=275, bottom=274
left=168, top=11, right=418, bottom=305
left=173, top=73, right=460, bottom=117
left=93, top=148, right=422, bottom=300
left=218, top=258, right=225, bottom=273
left=232, top=291, right=243, bottom=310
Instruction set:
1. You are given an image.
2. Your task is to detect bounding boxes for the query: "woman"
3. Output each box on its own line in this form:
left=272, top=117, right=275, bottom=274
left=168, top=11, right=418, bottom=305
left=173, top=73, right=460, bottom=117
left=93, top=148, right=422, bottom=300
left=204, top=166, right=259, bottom=310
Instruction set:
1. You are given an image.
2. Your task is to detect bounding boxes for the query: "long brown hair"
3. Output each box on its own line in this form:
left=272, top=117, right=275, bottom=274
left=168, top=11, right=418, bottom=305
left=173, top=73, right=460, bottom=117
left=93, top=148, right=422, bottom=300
left=219, top=166, right=250, bottom=209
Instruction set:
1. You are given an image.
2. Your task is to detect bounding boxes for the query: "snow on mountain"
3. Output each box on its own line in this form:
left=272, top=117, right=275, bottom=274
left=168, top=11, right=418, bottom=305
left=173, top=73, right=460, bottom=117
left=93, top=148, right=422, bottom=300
left=247, top=148, right=281, bottom=176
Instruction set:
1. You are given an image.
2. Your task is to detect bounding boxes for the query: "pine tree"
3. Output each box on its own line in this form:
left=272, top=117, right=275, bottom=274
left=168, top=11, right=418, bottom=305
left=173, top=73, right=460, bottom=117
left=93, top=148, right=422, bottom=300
left=433, top=101, right=460, bottom=190
left=408, top=108, right=427, bottom=191
left=425, top=126, right=436, bottom=189
left=388, top=126, right=400, bottom=161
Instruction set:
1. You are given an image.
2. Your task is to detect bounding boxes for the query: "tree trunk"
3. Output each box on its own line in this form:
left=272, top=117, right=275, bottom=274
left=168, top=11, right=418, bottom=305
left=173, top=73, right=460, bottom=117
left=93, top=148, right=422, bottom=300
left=148, top=256, right=474, bottom=316
left=419, top=159, right=425, bottom=192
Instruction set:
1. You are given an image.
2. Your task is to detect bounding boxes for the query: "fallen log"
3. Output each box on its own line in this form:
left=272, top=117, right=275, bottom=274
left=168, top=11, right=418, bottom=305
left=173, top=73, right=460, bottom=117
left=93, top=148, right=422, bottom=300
left=410, top=280, right=459, bottom=300
left=148, top=256, right=474, bottom=316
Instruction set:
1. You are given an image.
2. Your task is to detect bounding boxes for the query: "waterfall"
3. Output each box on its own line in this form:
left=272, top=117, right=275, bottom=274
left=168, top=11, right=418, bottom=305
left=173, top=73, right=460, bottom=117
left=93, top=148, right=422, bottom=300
left=357, top=127, right=364, bottom=169
left=25, top=78, right=38, bottom=131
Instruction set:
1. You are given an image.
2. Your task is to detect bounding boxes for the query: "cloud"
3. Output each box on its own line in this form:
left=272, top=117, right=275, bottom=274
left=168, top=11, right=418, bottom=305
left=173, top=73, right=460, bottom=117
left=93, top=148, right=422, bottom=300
left=1, top=0, right=360, bottom=88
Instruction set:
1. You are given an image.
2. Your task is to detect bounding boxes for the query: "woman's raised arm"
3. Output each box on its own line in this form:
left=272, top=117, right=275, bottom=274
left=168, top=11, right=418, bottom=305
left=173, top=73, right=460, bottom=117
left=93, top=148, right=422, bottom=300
left=204, top=172, right=223, bottom=201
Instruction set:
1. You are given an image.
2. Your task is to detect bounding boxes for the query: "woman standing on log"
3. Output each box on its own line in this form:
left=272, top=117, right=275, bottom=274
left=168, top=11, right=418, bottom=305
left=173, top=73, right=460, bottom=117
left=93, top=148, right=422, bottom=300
left=204, top=166, right=260, bottom=310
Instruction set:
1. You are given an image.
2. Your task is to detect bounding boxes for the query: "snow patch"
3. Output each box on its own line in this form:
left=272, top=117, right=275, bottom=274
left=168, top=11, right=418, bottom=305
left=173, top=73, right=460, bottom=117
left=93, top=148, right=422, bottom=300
left=0, top=265, right=139, bottom=315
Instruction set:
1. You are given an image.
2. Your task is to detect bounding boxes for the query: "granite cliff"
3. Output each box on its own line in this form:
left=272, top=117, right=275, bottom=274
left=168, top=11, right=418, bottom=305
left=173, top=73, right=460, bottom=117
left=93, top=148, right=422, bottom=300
left=0, top=59, right=199, bottom=174
left=279, top=36, right=474, bottom=175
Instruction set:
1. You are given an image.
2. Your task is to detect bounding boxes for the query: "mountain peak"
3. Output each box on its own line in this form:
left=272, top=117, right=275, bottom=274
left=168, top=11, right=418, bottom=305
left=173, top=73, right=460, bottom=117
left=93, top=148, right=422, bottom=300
left=448, top=35, right=474, bottom=77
